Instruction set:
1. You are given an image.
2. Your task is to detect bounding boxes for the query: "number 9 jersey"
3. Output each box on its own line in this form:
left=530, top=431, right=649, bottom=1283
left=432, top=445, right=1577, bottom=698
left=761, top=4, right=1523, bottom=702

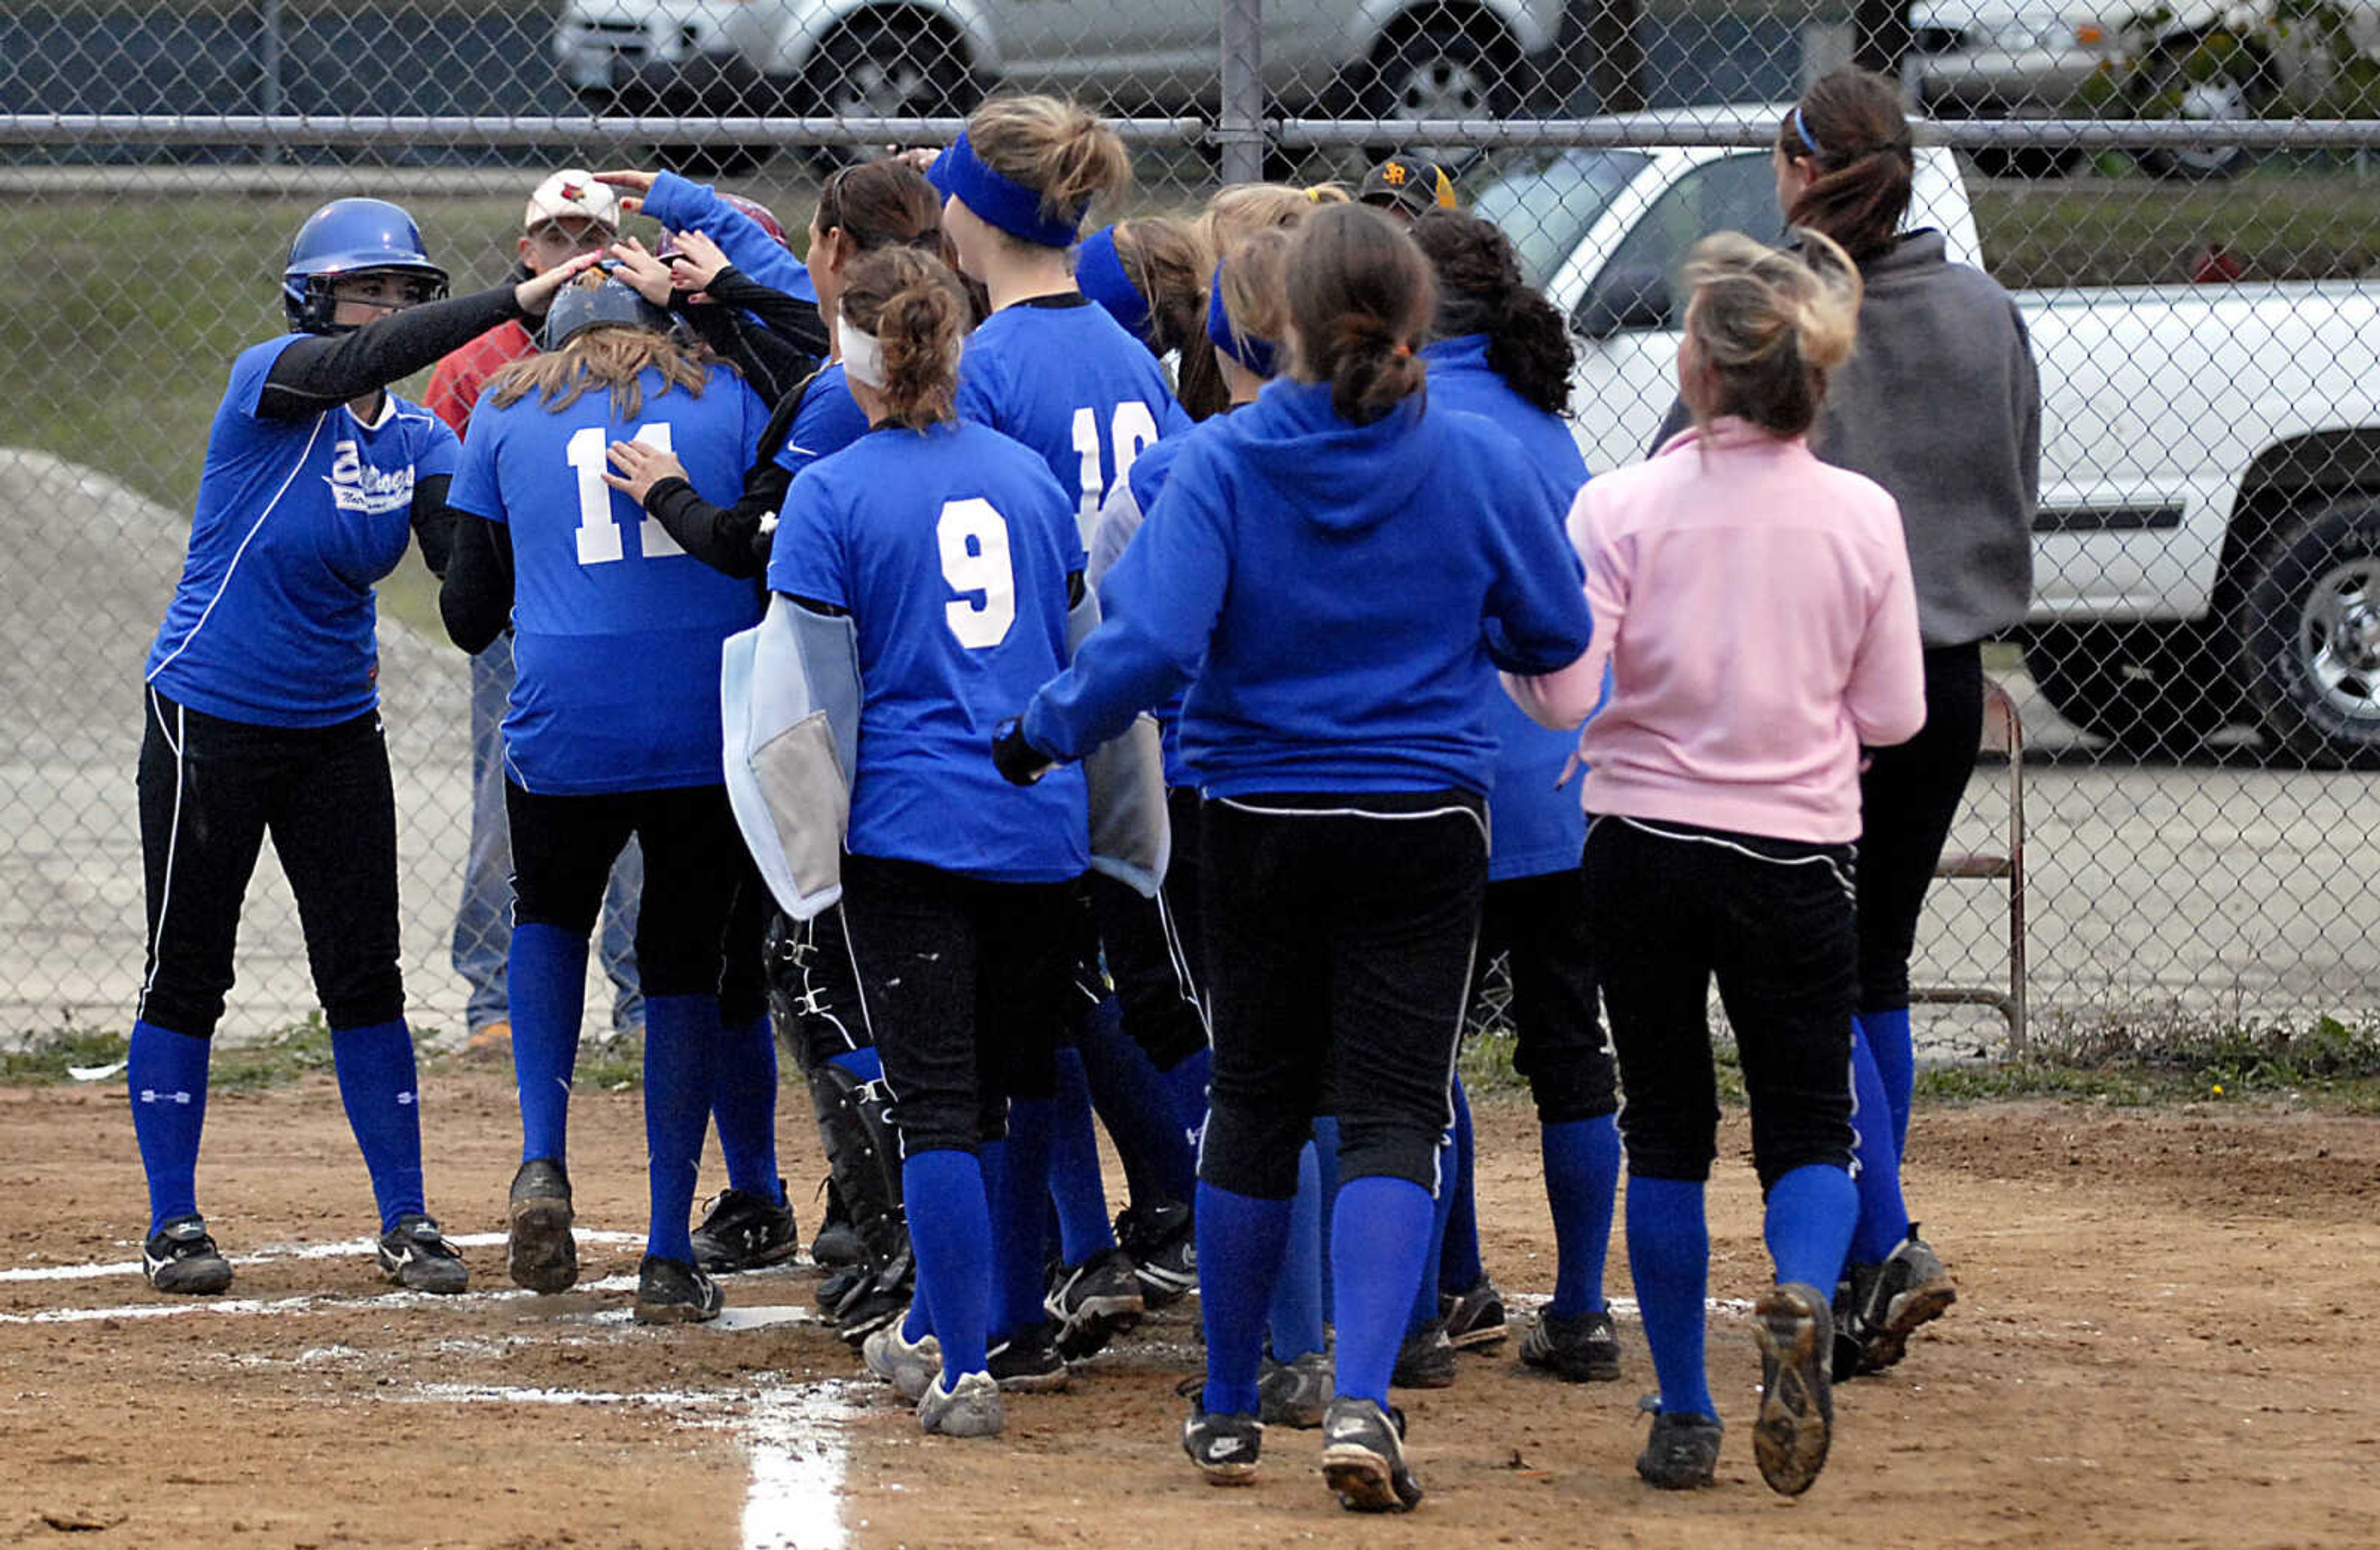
left=446, top=361, right=774, bottom=795
left=767, top=419, right=1089, bottom=884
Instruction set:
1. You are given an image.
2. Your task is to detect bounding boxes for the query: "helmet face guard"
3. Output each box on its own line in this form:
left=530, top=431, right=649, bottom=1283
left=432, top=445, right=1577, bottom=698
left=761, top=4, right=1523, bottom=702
left=282, top=198, right=451, bottom=333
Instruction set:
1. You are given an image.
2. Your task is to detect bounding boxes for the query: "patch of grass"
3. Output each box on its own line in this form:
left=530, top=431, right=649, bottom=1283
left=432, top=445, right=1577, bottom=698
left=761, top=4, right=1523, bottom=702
left=0, top=1026, right=131, bottom=1083
left=1972, top=169, right=2380, bottom=289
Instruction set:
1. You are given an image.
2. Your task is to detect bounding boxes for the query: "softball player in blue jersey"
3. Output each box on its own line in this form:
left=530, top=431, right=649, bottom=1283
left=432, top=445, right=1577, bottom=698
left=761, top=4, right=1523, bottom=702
left=764, top=247, right=1089, bottom=1438
left=439, top=277, right=774, bottom=1325
left=128, top=200, right=601, bottom=1298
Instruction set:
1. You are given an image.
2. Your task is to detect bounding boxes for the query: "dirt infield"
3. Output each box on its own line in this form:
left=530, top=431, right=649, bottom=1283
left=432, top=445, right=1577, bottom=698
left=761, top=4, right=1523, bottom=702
left=4, top=1076, right=2377, bottom=1549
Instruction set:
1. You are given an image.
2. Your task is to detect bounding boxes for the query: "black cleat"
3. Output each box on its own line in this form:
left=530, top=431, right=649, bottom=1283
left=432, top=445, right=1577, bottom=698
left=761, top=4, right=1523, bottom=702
left=1846, top=1228, right=1957, bottom=1372
left=1258, top=1349, right=1333, bottom=1429
left=1183, top=1399, right=1264, bottom=1486
left=506, top=1157, right=577, bottom=1294
left=1116, top=1199, right=1196, bottom=1306
left=987, top=1319, right=1073, bottom=1393
left=1634, top=1398, right=1723, bottom=1489
left=377, top=1213, right=469, bottom=1294
left=1518, top=1307, right=1623, bottom=1383
left=142, top=1215, right=233, bottom=1295
left=634, top=1254, right=725, bottom=1325
left=1753, top=1282, right=1836, bottom=1496
left=690, top=1182, right=800, bottom=1274
left=1047, top=1245, right=1146, bottom=1361
left=1390, top=1322, right=1457, bottom=1389
left=1320, top=1396, right=1423, bottom=1512
left=1439, top=1275, right=1508, bottom=1350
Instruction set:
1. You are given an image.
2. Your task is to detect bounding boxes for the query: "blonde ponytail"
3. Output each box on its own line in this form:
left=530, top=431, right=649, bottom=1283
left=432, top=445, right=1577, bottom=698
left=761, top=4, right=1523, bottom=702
left=1680, top=228, right=1862, bottom=438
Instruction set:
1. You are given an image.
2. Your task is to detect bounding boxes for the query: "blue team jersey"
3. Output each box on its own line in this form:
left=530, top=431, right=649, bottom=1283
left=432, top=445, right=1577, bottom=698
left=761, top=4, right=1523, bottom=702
left=955, top=296, right=1190, bottom=540
left=1422, top=334, right=1595, bottom=879
left=447, top=361, right=772, bottom=795
left=769, top=420, right=1090, bottom=884
left=772, top=362, right=870, bottom=483
left=146, top=333, right=459, bottom=727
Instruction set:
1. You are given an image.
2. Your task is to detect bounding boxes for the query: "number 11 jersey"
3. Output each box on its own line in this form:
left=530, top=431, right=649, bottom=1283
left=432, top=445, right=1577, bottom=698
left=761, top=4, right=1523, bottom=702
left=768, top=420, right=1089, bottom=884
left=447, top=362, right=773, bottom=795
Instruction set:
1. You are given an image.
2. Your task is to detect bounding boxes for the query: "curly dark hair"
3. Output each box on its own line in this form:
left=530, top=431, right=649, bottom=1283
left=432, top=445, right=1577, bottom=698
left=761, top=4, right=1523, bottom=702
left=1408, top=208, right=1574, bottom=418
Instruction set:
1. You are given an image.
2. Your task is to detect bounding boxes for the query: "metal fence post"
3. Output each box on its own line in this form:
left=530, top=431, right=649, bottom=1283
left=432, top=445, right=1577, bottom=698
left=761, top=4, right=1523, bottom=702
left=1219, top=0, right=1265, bottom=187
left=257, top=0, right=284, bottom=165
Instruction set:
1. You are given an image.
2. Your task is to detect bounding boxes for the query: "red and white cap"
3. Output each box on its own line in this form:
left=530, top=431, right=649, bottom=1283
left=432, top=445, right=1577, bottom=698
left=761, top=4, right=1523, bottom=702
left=524, top=169, right=621, bottom=234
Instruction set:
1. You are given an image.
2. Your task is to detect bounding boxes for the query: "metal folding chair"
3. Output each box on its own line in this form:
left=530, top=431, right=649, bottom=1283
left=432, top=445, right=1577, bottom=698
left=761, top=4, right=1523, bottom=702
left=1910, top=676, right=2028, bottom=1056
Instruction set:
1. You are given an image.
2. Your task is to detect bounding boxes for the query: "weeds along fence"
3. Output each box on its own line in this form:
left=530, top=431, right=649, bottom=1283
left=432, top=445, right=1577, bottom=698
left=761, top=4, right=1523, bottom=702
left=7, top=0, right=2380, bottom=1052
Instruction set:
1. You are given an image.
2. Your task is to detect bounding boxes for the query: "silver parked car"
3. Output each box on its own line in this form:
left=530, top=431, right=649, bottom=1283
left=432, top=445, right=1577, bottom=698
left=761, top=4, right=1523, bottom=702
left=555, top=0, right=1569, bottom=172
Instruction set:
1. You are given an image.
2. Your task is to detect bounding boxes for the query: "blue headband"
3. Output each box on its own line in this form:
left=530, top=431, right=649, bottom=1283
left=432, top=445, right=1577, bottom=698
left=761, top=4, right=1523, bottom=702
left=927, top=131, right=1086, bottom=249
left=1205, top=263, right=1277, bottom=379
left=1075, top=226, right=1155, bottom=352
left=1792, top=105, right=1822, bottom=156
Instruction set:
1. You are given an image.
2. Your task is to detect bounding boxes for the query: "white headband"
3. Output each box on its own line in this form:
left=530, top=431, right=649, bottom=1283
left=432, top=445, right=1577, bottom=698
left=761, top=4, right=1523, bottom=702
left=839, top=307, right=888, bottom=390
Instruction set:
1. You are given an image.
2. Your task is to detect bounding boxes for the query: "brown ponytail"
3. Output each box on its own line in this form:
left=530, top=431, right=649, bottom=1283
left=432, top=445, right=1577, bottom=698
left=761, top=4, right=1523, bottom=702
left=1779, top=69, right=1915, bottom=262
left=1111, top=216, right=1228, bottom=419
left=1408, top=207, right=1574, bottom=417
left=968, top=94, right=1133, bottom=237
left=840, top=247, right=970, bottom=431
left=1680, top=228, right=1862, bottom=438
left=1284, top=203, right=1432, bottom=426
left=815, top=159, right=943, bottom=255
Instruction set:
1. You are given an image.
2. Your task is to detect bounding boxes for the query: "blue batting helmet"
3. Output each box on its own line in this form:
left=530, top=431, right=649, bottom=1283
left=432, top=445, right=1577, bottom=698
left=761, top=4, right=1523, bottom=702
left=281, top=198, right=450, bottom=333
left=539, top=276, right=676, bottom=352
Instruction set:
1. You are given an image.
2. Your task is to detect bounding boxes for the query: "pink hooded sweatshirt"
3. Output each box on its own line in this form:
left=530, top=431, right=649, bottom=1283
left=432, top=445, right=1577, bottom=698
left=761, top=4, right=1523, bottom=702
left=1505, top=416, right=1927, bottom=845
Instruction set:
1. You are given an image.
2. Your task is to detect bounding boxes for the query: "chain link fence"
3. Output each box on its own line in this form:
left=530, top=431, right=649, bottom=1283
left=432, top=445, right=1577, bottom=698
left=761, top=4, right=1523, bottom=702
left=5, top=0, right=2380, bottom=1050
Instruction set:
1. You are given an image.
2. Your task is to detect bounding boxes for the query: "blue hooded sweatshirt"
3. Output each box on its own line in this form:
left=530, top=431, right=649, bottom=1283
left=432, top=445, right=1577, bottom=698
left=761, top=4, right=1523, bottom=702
left=1422, top=333, right=1597, bottom=879
left=1024, top=376, right=1595, bottom=798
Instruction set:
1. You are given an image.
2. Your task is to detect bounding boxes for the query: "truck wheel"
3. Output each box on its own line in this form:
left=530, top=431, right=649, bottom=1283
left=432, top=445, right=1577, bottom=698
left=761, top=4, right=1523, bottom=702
left=2024, top=622, right=2234, bottom=755
left=803, top=15, right=976, bottom=171
left=2132, top=35, right=2266, bottom=179
left=1365, top=19, right=1515, bottom=159
left=2234, top=498, right=2380, bottom=768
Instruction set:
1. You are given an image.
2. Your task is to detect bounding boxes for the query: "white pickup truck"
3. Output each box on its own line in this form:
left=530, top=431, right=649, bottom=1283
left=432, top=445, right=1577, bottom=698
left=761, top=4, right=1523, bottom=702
left=1473, top=117, right=2380, bottom=765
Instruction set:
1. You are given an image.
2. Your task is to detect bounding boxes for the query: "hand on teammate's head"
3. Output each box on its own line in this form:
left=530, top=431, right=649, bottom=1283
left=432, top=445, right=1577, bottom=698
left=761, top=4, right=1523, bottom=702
left=513, top=250, right=607, bottom=317
left=664, top=230, right=732, bottom=294
left=602, top=237, right=679, bottom=308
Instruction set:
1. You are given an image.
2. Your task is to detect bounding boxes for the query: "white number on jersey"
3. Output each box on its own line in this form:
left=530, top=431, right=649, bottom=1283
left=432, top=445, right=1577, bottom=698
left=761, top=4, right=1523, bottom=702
left=1069, top=401, right=1163, bottom=524
left=565, top=423, right=689, bottom=566
left=937, top=497, right=1017, bottom=650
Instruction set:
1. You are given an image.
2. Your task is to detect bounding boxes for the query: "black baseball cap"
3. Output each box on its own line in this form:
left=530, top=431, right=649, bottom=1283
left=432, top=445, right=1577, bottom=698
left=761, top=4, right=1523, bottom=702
left=1358, top=154, right=1459, bottom=217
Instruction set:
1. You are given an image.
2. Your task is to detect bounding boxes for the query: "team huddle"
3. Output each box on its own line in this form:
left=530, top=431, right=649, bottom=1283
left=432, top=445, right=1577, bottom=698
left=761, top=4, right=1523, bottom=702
left=123, top=66, right=2038, bottom=1510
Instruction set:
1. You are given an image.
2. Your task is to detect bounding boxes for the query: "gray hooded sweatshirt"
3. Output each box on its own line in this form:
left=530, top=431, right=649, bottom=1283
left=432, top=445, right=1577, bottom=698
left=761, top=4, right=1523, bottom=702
left=1659, top=229, right=2041, bottom=648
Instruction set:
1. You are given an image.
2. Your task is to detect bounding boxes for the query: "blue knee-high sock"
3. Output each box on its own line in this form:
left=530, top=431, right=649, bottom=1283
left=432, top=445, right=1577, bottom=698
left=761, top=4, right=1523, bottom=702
left=1766, top=1163, right=1860, bottom=1292
left=1265, top=1141, right=1327, bottom=1362
left=1439, top=1075, right=1484, bottom=1294
left=825, top=1045, right=881, bottom=1082
left=903, top=1148, right=990, bottom=1381
left=1627, top=1174, right=1716, bottom=1419
left=1045, top=1050, right=1116, bottom=1263
left=987, top=1111, right=1053, bottom=1339
left=509, top=923, right=589, bottom=1166
left=1541, top=1114, right=1621, bottom=1317
left=710, top=1016, right=783, bottom=1204
left=1859, top=1007, right=1916, bottom=1156
left=330, top=1020, right=425, bottom=1231
left=643, top=994, right=720, bottom=1265
left=1197, top=1180, right=1294, bottom=1415
left=1408, top=1119, right=1460, bottom=1337
left=1848, top=1026, right=1914, bottom=1267
left=1332, top=1174, right=1435, bottom=1406
left=1311, top=1115, right=1341, bottom=1326
left=1078, top=998, right=1197, bottom=1206
left=1158, top=1046, right=1212, bottom=1149
left=128, top=1020, right=211, bottom=1233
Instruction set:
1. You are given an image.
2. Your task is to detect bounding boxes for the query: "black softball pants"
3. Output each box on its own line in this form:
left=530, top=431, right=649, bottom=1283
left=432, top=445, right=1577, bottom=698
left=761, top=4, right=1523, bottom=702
left=1197, top=790, right=1487, bottom=1200
left=1475, top=866, right=1619, bottom=1126
left=1857, top=640, right=1985, bottom=1013
left=1084, top=786, right=1210, bottom=1070
left=503, top=780, right=741, bottom=998
left=837, top=853, right=1077, bottom=1156
left=1581, top=814, right=1858, bottom=1191
left=136, top=688, right=403, bottom=1038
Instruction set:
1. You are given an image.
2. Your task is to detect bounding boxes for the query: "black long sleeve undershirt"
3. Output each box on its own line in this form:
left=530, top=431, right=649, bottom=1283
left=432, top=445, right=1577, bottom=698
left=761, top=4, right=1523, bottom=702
left=258, top=283, right=527, bottom=420
left=636, top=359, right=826, bottom=579
left=409, top=473, right=457, bottom=580
left=440, top=513, right=514, bottom=656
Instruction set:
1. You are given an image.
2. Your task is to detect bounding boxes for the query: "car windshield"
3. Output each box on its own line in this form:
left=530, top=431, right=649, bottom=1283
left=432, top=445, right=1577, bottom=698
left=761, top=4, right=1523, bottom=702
left=1469, top=150, right=1653, bottom=291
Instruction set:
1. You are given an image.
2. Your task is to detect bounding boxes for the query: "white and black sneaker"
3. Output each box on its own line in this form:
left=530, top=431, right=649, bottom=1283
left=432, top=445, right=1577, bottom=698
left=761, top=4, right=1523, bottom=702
left=142, top=1215, right=233, bottom=1295
left=1116, top=1200, right=1196, bottom=1306
left=1183, top=1399, right=1264, bottom=1486
left=1320, top=1396, right=1423, bottom=1512
left=862, top=1314, right=944, bottom=1402
left=506, top=1157, right=577, bottom=1294
left=1047, top=1246, right=1146, bottom=1361
left=634, top=1254, right=726, bottom=1325
left=377, top=1213, right=469, bottom=1294
left=1518, top=1307, right=1623, bottom=1383
left=917, top=1368, right=1005, bottom=1438
left=986, top=1319, right=1073, bottom=1393
left=689, top=1182, right=801, bottom=1274
left=1258, top=1349, right=1333, bottom=1429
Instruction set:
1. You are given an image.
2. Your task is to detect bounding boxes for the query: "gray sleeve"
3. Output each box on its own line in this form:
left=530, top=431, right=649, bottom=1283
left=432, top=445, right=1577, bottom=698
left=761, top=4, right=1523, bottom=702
left=1086, top=480, right=1145, bottom=590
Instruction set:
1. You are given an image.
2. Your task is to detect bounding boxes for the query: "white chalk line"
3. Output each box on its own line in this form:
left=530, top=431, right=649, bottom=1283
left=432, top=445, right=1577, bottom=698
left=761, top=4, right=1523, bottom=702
left=0, top=1229, right=651, bottom=1284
